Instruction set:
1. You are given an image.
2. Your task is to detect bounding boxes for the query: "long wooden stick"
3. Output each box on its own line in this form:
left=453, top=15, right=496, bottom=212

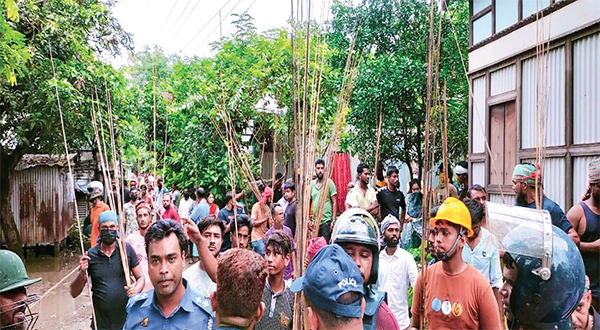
left=49, top=44, right=97, bottom=330
left=420, top=0, right=436, bottom=328
left=30, top=265, right=81, bottom=308
left=373, top=100, right=384, bottom=189
left=104, top=84, right=131, bottom=287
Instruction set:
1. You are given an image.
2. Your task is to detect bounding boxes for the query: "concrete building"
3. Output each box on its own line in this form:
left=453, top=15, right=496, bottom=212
left=468, top=0, right=600, bottom=210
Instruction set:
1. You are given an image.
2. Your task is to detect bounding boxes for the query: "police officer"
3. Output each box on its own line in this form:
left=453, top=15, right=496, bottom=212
left=0, top=250, right=41, bottom=330
left=488, top=202, right=587, bottom=329
left=330, top=208, right=400, bottom=330
left=124, top=219, right=214, bottom=330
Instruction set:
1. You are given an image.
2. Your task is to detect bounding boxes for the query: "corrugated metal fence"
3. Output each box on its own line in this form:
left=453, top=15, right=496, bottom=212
left=9, top=166, right=75, bottom=245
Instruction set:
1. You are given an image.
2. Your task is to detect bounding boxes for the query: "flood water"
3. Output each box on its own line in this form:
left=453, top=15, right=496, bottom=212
left=25, top=255, right=92, bottom=330
left=24, top=253, right=197, bottom=330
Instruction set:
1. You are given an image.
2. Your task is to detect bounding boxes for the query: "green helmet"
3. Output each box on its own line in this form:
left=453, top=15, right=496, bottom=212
left=331, top=208, right=380, bottom=285
left=0, top=250, right=41, bottom=294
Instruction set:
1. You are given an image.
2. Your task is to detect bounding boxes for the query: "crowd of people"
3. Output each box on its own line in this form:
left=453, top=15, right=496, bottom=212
left=0, top=157, right=599, bottom=330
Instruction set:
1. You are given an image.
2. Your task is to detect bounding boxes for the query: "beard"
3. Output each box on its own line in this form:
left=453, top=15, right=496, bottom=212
left=516, top=192, right=528, bottom=205
left=384, top=235, right=398, bottom=247
left=316, top=173, right=324, bottom=180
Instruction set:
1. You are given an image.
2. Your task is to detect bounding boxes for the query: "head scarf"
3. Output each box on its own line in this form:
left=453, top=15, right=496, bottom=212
left=589, top=158, right=600, bottom=184
left=136, top=201, right=152, bottom=214
left=512, top=163, right=540, bottom=184
left=306, top=237, right=328, bottom=262
left=261, top=186, right=273, bottom=204
left=380, top=214, right=401, bottom=247
left=98, top=210, right=119, bottom=226
left=454, top=164, right=468, bottom=175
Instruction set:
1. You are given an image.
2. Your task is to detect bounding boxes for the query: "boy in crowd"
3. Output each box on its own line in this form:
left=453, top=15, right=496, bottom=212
left=255, top=231, right=294, bottom=330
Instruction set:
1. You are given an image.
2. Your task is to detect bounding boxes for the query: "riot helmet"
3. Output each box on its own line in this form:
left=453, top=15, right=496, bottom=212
left=87, top=181, right=104, bottom=200
left=331, top=208, right=380, bottom=285
left=0, top=250, right=41, bottom=330
left=488, top=202, right=586, bottom=330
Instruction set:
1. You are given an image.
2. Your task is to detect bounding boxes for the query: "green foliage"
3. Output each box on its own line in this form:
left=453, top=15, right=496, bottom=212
left=0, top=0, right=30, bottom=85
left=330, top=0, right=470, bottom=176
left=118, top=14, right=342, bottom=203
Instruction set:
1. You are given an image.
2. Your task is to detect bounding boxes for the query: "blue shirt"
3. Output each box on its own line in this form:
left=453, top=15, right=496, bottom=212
left=516, top=196, right=573, bottom=233
left=461, top=227, right=503, bottom=289
left=190, top=202, right=210, bottom=225
left=124, top=279, right=215, bottom=330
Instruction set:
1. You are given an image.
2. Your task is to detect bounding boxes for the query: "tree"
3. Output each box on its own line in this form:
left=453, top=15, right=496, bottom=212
left=331, top=0, right=469, bottom=179
left=0, top=0, right=131, bottom=255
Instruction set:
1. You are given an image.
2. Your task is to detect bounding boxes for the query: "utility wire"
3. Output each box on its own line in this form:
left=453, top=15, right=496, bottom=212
left=155, top=0, right=181, bottom=40
left=192, top=0, right=246, bottom=53
left=222, top=0, right=258, bottom=38
left=179, top=0, right=234, bottom=51
left=162, top=0, right=194, bottom=44
left=165, top=0, right=203, bottom=47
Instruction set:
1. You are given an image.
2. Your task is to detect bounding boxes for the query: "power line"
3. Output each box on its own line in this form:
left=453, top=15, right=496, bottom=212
left=161, top=0, right=194, bottom=43
left=179, top=0, right=234, bottom=51
left=223, top=0, right=258, bottom=38
left=165, top=0, right=204, bottom=47
left=155, top=0, right=181, bottom=41
left=192, top=0, right=247, bottom=53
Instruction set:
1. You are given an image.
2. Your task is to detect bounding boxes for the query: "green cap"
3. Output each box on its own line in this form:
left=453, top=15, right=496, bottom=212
left=0, top=250, right=41, bottom=293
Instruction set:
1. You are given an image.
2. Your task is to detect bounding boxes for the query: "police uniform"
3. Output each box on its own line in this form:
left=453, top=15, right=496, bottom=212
left=123, top=279, right=215, bottom=330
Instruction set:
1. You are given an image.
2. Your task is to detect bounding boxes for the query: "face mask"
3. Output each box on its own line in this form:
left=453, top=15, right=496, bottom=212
left=100, top=229, right=118, bottom=245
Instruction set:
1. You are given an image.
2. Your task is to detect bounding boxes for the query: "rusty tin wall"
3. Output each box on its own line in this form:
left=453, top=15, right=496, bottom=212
left=9, top=166, right=75, bottom=245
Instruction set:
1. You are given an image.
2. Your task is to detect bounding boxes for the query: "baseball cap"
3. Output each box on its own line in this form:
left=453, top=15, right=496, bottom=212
left=290, top=244, right=364, bottom=318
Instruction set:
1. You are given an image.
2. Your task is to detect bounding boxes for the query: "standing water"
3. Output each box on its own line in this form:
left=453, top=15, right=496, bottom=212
left=25, top=255, right=92, bottom=330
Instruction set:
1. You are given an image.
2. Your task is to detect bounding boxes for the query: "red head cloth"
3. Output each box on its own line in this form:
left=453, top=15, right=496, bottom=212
left=136, top=201, right=152, bottom=214
left=306, top=236, right=328, bottom=262
left=261, top=186, right=273, bottom=204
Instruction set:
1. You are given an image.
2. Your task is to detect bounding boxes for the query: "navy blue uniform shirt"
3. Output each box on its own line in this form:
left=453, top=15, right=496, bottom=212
left=124, top=279, right=214, bottom=330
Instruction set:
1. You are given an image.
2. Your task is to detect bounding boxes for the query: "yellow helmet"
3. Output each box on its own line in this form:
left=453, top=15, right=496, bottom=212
left=430, top=197, right=474, bottom=237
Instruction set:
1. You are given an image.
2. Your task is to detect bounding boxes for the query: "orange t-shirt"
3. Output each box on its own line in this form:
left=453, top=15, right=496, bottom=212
left=411, top=262, right=502, bottom=330
left=90, top=201, right=110, bottom=247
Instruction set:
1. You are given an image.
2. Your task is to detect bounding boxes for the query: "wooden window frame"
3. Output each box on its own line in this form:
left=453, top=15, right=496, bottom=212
left=469, top=0, right=573, bottom=49
left=467, top=23, right=600, bottom=210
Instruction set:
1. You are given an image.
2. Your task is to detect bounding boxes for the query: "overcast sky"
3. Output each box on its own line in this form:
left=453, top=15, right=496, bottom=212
left=107, top=0, right=338, bottom=67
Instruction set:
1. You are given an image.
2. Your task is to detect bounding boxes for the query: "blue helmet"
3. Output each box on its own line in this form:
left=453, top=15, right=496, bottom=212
left=503, top=225, right=585, bottom=329
left=331, top=208, right=380, bottom=286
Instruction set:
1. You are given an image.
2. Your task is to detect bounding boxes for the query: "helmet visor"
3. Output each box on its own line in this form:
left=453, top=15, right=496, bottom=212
left=486, top=201, right=548, bottom=259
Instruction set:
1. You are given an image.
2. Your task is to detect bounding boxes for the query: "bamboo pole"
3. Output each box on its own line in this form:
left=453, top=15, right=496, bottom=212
left=104, top=84, right=131, bottom=287
left=271, top=114, right=278, bottom=201
left=446, top=9, right=506, bottom=204
left=373, top=100, right=384, bottom=189
left=420, top=0, right=436, bottom=328
left=49, top=44, right=97, bottom=330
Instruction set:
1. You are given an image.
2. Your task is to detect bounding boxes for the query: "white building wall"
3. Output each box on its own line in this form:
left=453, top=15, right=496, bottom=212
left=469, top=0, right=600, bottom=72
left=472, top=76, right=487, bottom=154
left=573, top=32, right=600, bottom=145
left=520, top=46, right=565, bottom=149
left=490, top=64, right=516, bottom=96
left=472, top=162, right=486, bottom=186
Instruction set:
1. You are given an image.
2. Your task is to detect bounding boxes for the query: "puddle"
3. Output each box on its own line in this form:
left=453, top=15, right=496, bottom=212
left=23, top=254, right=197, bottom=329
left=25, top=256, right=92, bottom=330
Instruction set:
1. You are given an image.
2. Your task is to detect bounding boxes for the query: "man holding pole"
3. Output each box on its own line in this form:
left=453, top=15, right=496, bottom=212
left=70, top=210, right=145, bottom=330
left=310, top=159, right=338, bottom=242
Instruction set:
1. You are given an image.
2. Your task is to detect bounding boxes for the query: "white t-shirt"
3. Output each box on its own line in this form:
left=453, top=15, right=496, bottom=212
left=182, top=262, right=216, bottom=300
left=376, top=247, right=419, bottom=329
left=178, top=197, right=195, bottom=219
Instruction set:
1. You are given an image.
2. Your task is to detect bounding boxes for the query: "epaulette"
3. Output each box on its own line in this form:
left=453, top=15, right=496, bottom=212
left=126, top=291, right=150, bottom=311
left=191, top=294, right=214, bottom=316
